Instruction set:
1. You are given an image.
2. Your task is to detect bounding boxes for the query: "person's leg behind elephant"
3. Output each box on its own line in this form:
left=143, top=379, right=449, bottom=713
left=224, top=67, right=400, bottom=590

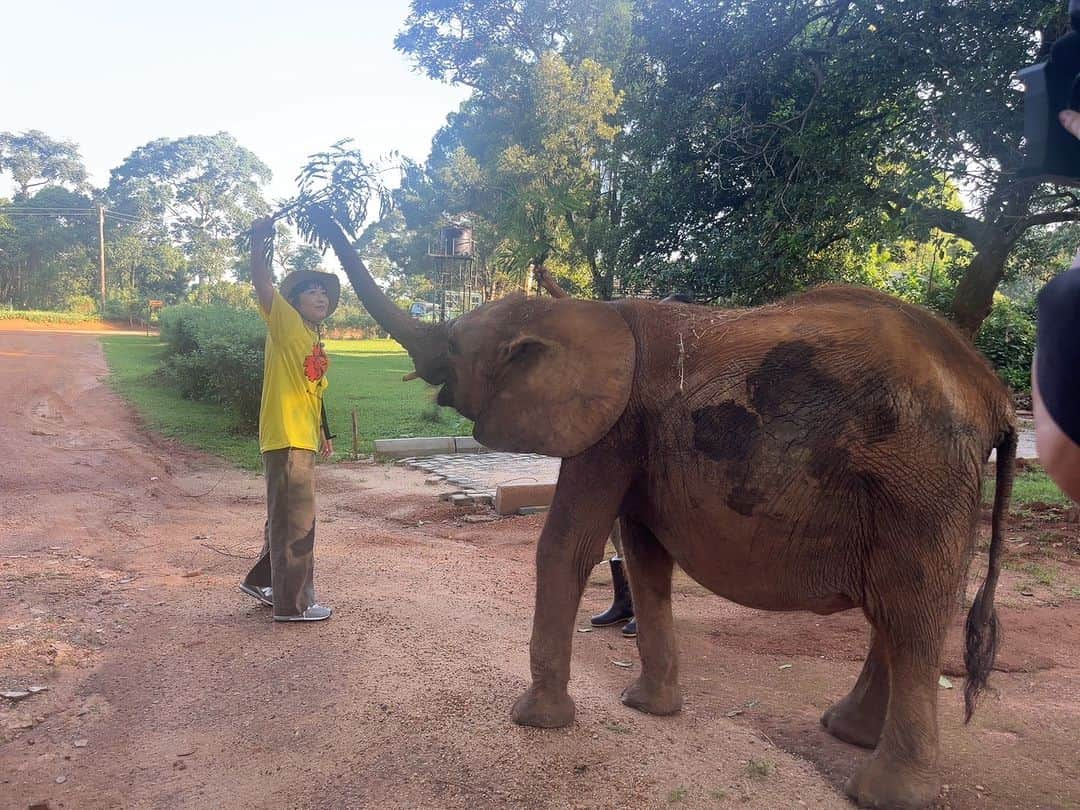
left=591, top=519, right=636, bottom=635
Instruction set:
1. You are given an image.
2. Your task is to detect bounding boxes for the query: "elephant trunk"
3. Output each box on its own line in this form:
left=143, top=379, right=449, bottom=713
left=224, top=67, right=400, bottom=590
left=310, top=207, right=450, bottom=384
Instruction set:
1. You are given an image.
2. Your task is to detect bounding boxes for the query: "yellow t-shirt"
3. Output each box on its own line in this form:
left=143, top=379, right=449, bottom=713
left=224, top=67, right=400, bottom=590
left=258, top=289, right=329, bottom=453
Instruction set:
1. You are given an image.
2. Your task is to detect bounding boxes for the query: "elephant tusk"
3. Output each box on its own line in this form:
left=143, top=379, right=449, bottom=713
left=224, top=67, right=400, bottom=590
left=402, top=370, right=420, bottom=382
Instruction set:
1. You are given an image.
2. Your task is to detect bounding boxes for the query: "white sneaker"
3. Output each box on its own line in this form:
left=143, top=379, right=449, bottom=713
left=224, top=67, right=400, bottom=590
left=273, top=604, right=333, bottom=622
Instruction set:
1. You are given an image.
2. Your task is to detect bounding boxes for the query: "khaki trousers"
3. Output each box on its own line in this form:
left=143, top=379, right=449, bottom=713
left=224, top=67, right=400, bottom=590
left=243, top=448, right=317, bottom=616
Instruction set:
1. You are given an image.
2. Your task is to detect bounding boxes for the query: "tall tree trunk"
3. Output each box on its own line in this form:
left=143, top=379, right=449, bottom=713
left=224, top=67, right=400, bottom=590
left=948, top=183, right=1034, bottom=338
left=591, top=254, right=615, bottom=300
left=949, top=239, right=1010, bottom=338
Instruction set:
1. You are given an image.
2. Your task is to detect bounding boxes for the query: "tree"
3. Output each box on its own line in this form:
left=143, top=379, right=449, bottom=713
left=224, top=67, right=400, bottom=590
left=620, top=0, right=1067, bottom=333
left=397, top=0, right=628, bottom=92
left=105, top=232, right=189, bottom=303
left=0, top=186, right=97, bottom=308
left=107, top=133, right=271, bottom=298
left=396, top=0, right=632, bottom=298
left=0, top=130, right=88, bottom=200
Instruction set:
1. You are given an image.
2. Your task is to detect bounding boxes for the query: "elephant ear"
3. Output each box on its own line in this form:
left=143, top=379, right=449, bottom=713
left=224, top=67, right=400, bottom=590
left=474, top=299, right=636, bottom=458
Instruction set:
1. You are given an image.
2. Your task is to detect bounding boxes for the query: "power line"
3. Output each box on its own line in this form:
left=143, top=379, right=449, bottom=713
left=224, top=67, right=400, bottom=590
left=0, top=207, right=149, bottom=226
left=0, top=207, right=95, bottom=213
left=0, top=211, right=95, bottom=217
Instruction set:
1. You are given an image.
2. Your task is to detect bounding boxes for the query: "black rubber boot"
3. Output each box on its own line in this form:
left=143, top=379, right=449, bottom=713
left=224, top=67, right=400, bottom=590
left=591, top=557, right=634, bottom=626
left=622, top=616, right=638, bottom=638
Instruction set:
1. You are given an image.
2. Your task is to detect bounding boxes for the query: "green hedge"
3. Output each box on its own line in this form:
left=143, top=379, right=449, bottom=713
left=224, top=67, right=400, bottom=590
left=973, top=296, right=1036, bottom=393
left=0, top=309, right=100, bottom=324
left=158, top=305, right=265, bottom=431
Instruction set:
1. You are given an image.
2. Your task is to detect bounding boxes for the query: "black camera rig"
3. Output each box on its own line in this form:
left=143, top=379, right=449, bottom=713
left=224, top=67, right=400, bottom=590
left=1020, top=0, right=1080, bottom=181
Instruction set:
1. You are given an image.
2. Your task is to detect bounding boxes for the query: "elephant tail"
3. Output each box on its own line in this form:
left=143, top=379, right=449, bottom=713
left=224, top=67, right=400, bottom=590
left=962, top=422, right=1017, bottom=723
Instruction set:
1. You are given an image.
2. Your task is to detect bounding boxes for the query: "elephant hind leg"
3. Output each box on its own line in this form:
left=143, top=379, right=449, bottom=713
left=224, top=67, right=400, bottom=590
left=821, top=628, right=889, bottom=749
left=844, top=593, right=953, bottom=808
left=619, top=517, right=682, bottom=716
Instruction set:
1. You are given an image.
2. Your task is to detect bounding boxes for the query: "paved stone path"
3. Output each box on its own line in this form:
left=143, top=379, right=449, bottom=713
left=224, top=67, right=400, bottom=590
left=399, top=452, right=560, bottom=504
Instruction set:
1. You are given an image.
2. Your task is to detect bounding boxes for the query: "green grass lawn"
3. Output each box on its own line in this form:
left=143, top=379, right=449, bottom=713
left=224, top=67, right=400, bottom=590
left=100, top=335, right=470, bottom=470
left=1006, top=465, right=1071, bottom=507
left=981, top=464, right=1070, bottom=508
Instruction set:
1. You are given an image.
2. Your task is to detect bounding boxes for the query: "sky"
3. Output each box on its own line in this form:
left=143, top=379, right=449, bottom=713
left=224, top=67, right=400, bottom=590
left=1, top=0, right=470, bottom=203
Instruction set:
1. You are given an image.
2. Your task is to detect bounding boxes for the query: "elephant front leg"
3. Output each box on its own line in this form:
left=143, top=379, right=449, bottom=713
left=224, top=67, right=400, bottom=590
left=511, top=459, right=625, bottom=728
left=619, top=517, right=682, bottom=716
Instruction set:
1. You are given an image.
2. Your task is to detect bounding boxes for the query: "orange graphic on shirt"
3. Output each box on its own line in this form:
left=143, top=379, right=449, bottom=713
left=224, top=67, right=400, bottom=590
left=304, top=342, right=329, bottom=382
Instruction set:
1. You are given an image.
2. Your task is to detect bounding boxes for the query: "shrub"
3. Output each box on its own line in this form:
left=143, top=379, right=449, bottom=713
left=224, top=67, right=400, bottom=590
left=102, top=292, right=146, bottom=326
left=974, top=295, right=1036, bottom=393
left=65, top=294, right=99, bottom=316
left=323, top=302, right=387, bottom=339
left=158, top=304, right=266, bottom=431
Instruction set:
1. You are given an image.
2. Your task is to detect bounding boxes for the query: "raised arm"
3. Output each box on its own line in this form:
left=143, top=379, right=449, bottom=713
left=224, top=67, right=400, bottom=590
left=250, top=216, right=276, bottom=313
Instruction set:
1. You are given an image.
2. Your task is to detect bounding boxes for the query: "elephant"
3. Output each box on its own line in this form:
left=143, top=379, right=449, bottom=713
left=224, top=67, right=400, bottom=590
left=311, top=210, right=1016, bottom=810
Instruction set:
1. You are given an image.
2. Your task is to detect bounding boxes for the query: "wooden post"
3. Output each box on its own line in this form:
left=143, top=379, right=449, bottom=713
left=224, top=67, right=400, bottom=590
left=351, top=407, right=360, bottom=460
left=98, top=204, right=106, bottom=313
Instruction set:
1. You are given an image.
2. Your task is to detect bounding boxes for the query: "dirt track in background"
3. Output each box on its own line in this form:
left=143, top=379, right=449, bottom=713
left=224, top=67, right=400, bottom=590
left=0, top=327, right=1077, bottom=809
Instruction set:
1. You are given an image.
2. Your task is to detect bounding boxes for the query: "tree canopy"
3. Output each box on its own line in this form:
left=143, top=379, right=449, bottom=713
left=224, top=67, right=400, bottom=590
left=378, top=0, right=1080, bottom=343
left=0, top=130, right=88, bottom=200
left=107, top=132, right=271, bottom=296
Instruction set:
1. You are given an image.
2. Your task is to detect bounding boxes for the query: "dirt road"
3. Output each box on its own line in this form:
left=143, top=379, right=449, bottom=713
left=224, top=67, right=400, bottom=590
left=1, top=328, right=1077, bottom=809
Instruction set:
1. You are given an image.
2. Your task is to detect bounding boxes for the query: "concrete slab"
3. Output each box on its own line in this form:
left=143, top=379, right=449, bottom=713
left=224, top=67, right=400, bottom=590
left=374, top=437, right=455, bottom=459
left=495, top=483, right=557, bottom=515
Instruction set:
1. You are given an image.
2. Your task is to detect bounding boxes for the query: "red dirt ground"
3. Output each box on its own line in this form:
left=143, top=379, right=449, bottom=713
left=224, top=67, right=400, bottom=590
left=0, top=328, right=1077, bottom=809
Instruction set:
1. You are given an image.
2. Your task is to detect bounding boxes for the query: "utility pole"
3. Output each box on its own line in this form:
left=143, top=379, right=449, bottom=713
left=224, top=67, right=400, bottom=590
left=97, top=204, right=107, bottom=313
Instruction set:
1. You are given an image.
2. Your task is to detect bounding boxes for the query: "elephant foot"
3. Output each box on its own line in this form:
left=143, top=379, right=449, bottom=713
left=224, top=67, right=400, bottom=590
left=620, top=678, right=682, bottom=716
left=845, top=754, right=941, bottom=810
left=821, top=695, right=885, bottom=749
left=511, top=685, right=575, bottom=728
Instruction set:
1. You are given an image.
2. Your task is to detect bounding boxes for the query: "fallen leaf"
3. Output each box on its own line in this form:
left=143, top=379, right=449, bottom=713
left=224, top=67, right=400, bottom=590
left=576, top=627, right=593, bottom=633
left=610, top=660, right=634, bottom=668
left=181, top=569, right=203, bottom=578
left=28, top=686, right=48, bottom=694
left=938, top=675, right=953, bottom=689
left=177, top=748, right=196, bottom=757
left=1, top=690, right=31, bottom=701
left=1020, top=590, right=1035, bottom=597
left=726, top=709, right=744, bottom=718
left=55, top=775, right=67, bottom=784
left=778, top=664, right=793, bottom=671
left=73, top=739, right=88, bottom=748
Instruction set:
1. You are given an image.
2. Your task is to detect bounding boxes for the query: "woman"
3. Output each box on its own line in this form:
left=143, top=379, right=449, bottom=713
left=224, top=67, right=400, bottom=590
left=239, top=216, right=339, bottom=621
